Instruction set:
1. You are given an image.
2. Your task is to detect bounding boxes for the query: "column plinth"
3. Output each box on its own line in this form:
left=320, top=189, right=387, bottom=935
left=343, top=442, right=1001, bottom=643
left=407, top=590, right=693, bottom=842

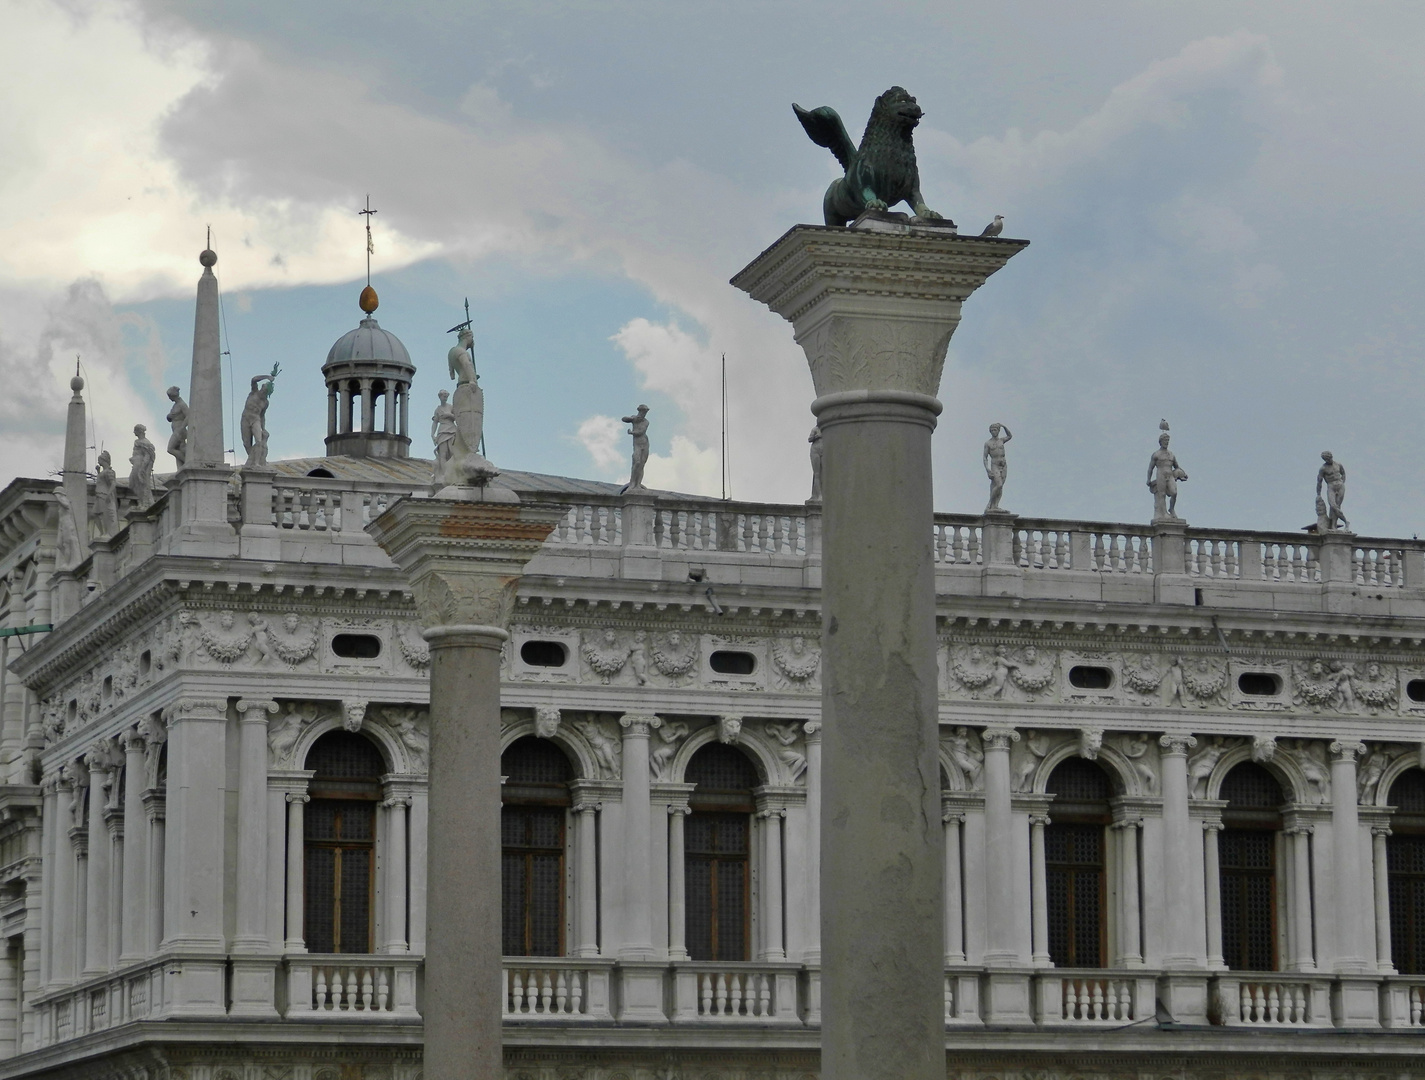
left=368, top=495, right=562, bottom=1080
left=734, top=223, right=1027, bottom=1080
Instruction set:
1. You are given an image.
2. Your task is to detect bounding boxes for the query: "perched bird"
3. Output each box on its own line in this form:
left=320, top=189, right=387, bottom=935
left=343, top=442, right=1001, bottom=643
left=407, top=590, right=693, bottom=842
left=980, top=215, right=1004, bottom=237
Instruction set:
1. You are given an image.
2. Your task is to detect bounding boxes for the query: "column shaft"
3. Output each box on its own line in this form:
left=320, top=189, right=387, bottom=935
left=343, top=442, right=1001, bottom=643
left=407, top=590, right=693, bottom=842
left=83, top=763, right=109, bottom=974
left=1119, top=821, right=1142, bottom=965
left=803, top=722, right=822, bottom=963
left=667, top=807, right=687, bottom=959
left=284, top=795, right=308, bottom=951
left=399, top=388, right=410, bottom=437
left=618, top=715, right=658, bottom=959
left=982, top=729, right=1019, bottom=963
left=235, top=700, right=276, bottom=950
left=119, top=737, right=147, bottom=962
left=1291, top=828, right=1315, bottom=970
left=1029, top=815, right=1049, bottom=965
left=1204, top=824, right=1224, bottom=968
left=383, top=798, right=409, bottom=952
left=943, top=813, right=964, bottom=963
left=164, top=699, right=227, bottom=949
left=360, top=378, right=374, bottom=432
left=50, top=785, right=74, bottom=986
left=760, top=809, right=785, bottom=960
left=1374, top=828, right=1393, bottom=971
left=1330, top=742, right=1367, bottom=970
left=144, top=797, right=165, bottom=953
left=1158, top=738, right=1199, bottom=965
left=424, top=627, right=507, bottom=1080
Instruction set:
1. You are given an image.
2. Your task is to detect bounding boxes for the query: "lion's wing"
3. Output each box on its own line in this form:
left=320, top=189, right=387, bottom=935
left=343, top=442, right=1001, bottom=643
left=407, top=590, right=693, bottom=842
left=793, top=104, right=856, bottom=170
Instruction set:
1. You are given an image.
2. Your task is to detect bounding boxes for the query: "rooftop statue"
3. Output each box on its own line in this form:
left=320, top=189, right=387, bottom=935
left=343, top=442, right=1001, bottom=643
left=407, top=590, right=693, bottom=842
left=1146, top=420, right=1188, bottom=523
left=241, top=365, right=280, bottom=468
left=793, top=86, right=947, bottom=227
left=983, top=422, right=1013, bottom=514
left=165, top=386, right=189, bottom=468
left=1316, top=451, right=1350, bottom=532
left=808, top=424, right=823, bottom=502
left=430, top=389, right=457, bottom=488
left=440, top=326, right=499, bottom=491
left=622, top=404, right=650, bottom=491
left=127, top=424, right=155, bottom=510
left=93, top=450, right=118, bottom=538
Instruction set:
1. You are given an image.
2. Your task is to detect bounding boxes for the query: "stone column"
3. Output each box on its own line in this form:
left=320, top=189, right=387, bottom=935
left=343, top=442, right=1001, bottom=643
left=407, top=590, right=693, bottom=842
left=399, top=387, right=410, bottom=438
left=82, top=743, right=112, bottom=976
left=234, top=699, right=277, bottom=951
left=284, top=793, right=309, bottom=952
left=327, top=388, right=338, bottom=440
left=51, top=774, right=75, bottom=987
left=942, top=808, right=965, bottom=964
left=367, top=495, right=563, bottom=1080
left=570, top=781, right=603, bottom=958
left=339, top=386, right=352, bottom=434
left=734, top=220, right=1025, bottom=1080
left=982, top=727, right=1020, bottom=963
left=1029, top=813, right=1050, bottom=966
left=1373, top=826, right=1394, bottom=972
left=1329, top=741, right=1368, bottom=970
left=666, top=803, right=690, bottom=960
left=118, top=730, right=147, bottom=963
left=360, top=378, right=374, bottom=433
left=38, top=774, right=57, bottom=990
left=381, top=793, right=411, bottom=952
left=803, top=721, right=822, bottom=963
left=1203, top=821, right=1224, bottom=969
left=1158, top=736, right=1198, bottom=965
left=105, top=806, right=123, bottom=969
left=1287, top=824, right=1316, bottom=970
left=618, top=713, right=660, bottom=960
left=1116, top=817, right=1143, bottom=966
left=757, top=802, right=786, bottom=961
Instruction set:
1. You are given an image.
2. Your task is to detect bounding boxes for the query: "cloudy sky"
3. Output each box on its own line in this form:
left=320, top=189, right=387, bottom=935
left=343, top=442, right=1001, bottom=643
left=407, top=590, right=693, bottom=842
left=4, top=1, right=1425, bottom=537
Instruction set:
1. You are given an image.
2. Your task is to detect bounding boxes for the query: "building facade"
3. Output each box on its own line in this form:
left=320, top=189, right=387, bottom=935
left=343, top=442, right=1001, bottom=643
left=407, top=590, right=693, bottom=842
left=1, top=287, right=1424, bottom=1080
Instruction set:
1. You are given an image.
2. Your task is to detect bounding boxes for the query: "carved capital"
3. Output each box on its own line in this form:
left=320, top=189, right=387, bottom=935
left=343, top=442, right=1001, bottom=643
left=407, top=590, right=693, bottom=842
left=1285, top=823, right=1315, bottom=837
left=942, top=810, right=966, bottom=825
left=411, top=571, right=521, bottom=631
left=286, top=792, right=310, bottom=806
left=801, top=314, right=956, bottom=399
left=667, top=804, right=692, bottom=817
left=1373, top=825, right=1393, bottom=838
left=119, top=726, right=145, bottom=754
left=1159, top=733, right=1197, bottom=757
left=803, top=720, right=822, bottom=742
left=236, top=698, right=280, bottom=724
left=381, top=796, right=411, bottom=810
left=1329, top=740, right=1367, bottom=763
left=1029, top=813, right=1052, bottom=828
left=981, top=726, right=1020, bottom=752
left=162, top=697, right=227, bottom=724
left=619, top=713, right=662, bottom=737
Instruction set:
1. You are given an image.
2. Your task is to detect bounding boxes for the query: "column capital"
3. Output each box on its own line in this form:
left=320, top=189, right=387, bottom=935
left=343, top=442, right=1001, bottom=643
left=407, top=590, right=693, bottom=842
left=1028, top=813, right=1052, bottom=827
left=1111, top=816, right=1144, bottom=831
left=381, top=795, right=411, bottom=810
left=575, top=800, right=605, bottom=815
left=619, top=713, right=662, bottom=736
left=119, top=725, right=147, bottom=752
left=286, top=792, right=310, bottom=805
left=1201, top=819, right=1223, bottom=833
left=236, top=698, right=280, bottom=723
left=942, top=809, right=966, bottom=825
left=803, top=720, right=822, bottom=742
left=1373, top=824, right=1393, bottom=838
left=1284, top=822, right=1315, bottom=836
left=1329, top=740, right=1367, bottom=763
left=981, top=726, right=1020, bottom=752
left=365, top=498, right=565, bottom=631
left=1159, top=733, right=1198, bottom=757
left=162, top=697, right=227, bottom=723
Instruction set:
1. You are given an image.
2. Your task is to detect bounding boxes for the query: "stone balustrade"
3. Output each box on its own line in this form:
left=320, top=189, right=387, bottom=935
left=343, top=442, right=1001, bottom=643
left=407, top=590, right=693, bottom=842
left=502, top=958, right=614, bottom=1020
left=1214, top=974, right=1332, bottom=1027
left=284, top=955, right=421, bottom=1018
left=30, top=956, right=168, bottom=1049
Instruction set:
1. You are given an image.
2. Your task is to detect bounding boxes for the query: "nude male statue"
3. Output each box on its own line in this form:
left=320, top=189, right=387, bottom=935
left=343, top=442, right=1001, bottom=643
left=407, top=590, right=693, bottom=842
left=241, top=372, right=277, bottom=467
left=1316, top=451, right=1349, bottom=531
left=622, top=404, right=650, bottom=491
left=983, top=422, right=1013, bottom=513
left=165, top=386, right=189, bottom=467
left=1147, top=430, right=1188, bottom=521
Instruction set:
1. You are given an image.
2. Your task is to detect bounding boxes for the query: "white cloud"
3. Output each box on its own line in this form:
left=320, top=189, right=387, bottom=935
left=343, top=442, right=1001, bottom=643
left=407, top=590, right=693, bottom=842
left=643, top=435, right=721, bottom=498
left=574, top=414, right=624, bottom=475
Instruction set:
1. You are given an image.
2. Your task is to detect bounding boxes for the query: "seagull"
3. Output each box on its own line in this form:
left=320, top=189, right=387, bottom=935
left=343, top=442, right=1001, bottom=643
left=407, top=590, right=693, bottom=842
left=980, top=215, right=1004, bottom=237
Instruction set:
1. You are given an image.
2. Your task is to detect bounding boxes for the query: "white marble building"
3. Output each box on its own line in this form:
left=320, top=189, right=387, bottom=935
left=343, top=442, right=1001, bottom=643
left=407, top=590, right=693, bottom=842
left=1, top=263, right=1425, bottom=1080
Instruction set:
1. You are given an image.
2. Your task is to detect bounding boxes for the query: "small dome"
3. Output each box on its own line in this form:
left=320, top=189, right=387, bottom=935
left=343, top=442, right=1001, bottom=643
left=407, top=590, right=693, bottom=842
left=325, top=316, right=412, bottom=370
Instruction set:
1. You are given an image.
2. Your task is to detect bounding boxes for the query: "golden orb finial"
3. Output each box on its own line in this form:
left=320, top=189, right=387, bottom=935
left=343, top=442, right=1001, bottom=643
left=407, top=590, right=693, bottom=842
left=359, top=285, right=379, bottom=314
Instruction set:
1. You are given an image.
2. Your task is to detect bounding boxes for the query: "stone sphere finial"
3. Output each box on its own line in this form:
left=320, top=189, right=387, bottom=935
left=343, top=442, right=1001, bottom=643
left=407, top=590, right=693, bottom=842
left=70, top=374, right=84, bottom=392
left=359, top=285, right=379, bottom=314
left=199, top=249, right=217, bottom=268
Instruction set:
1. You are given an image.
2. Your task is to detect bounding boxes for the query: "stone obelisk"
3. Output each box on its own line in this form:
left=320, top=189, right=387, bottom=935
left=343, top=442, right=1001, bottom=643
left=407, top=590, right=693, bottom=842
left=733, top=217, right=1026, bottom=1080
left=368, top=494, right=563, bottom=1080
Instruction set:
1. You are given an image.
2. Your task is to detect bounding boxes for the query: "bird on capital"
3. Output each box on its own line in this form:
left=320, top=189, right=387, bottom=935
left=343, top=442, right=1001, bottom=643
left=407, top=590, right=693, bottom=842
left=980, top=215, right=1004, bottom=237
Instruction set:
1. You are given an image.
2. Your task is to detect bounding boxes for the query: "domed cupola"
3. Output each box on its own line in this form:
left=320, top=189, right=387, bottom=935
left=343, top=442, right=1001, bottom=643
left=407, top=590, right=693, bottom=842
left=322, top=285, right=416, bottom=458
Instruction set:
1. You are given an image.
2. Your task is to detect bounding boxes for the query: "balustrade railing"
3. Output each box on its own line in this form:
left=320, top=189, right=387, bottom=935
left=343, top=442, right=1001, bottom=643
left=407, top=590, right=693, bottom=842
left=668, top=962, right=801, bottom=1023
left=1216, top=976, right=1326, bottom=1026
left=1356, top=545, right=1406, bottom=587
left=31, top=957, right=167, bottom=1048
left=935, top=520, right=982, bottom=565
left=284, top=956, right=419, bottom=1018
left=503, top=961, right=612, bottom=1020
left=1034, top=971, right=1150, bottom=1025
left=1088, top=530, right=1153, bottom=574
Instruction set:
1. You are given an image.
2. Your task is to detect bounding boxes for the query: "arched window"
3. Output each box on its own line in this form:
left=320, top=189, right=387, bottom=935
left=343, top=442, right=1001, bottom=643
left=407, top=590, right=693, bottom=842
left=501, top=737, right=572, bottom=957
left=1045, top=758, right=1112, bottom=968
left=304, top=731, right=386, bottom=954
left=1387, top=769, right=1425, bottom=973
left=685, top=743, right=758, bottom=962
left=1219, top=762, right=1284, bottom=971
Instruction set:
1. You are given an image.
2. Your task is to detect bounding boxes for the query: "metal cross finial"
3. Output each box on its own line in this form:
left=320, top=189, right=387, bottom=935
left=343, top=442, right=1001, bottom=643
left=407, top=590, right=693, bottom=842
left=358, top=195, right=378, bottom=285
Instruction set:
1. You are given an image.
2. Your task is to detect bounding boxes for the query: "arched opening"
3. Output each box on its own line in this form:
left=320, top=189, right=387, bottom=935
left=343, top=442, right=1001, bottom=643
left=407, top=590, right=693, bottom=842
left=1219, top=762, right=1284, bottom=971
left=501, top=737, right=573, bottom=957
left=1388, top=768, right=1425, bottom=973
left=303, top=731, right=386, bottom=954
left=1045, top=757, right=1113, bottom=968
left=685, top=743, right=758, bottom=961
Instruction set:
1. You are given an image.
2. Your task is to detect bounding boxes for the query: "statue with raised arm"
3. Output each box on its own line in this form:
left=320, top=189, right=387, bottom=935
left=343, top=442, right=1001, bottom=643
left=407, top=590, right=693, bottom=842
left=430, top=389, right=457, bottom=488
left=1316, top=451, right=1350, bottom=531
left=93, top=450, right=118, bottom=537
left=440, top=326, right=498, bottom=491
left=1146, top=422, right=1188, bottom=522
left=165, top=386, right=189, bottom=468
left=127, top=424, right=155, bottom=510
left=241, top=365, right=279, bottom=468
left=622, top=404, right=650, bottom=491
left=983, top=422, right=1012, bottom=513
left=808, top=425, right=823, bottom=502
